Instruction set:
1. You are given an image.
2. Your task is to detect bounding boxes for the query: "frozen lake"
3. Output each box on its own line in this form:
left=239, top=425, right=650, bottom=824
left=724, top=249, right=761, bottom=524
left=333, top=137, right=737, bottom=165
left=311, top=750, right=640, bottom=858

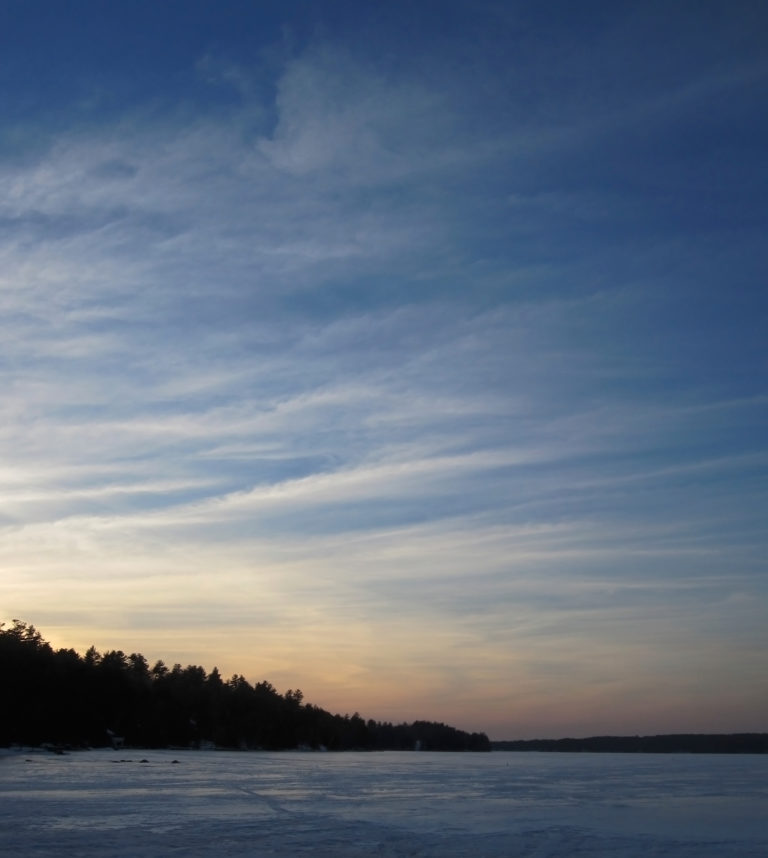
left=1, top=748, right=766, bottom=856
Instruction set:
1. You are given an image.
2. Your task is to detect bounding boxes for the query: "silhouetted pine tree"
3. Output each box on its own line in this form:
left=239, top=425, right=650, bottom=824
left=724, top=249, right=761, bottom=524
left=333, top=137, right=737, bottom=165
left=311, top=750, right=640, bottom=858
left=0, top=620, right=490, bottom=752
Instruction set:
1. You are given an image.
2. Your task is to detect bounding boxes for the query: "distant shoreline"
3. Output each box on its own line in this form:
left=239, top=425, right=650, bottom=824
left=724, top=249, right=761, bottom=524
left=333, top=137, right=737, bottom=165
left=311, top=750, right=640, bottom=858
left=491, top=733, right=768, bottom=754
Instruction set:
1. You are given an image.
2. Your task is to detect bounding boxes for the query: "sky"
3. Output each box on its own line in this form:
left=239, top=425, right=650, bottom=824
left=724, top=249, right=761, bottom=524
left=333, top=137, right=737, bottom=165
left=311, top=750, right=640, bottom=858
left=1, top=0, right=767, bottom=740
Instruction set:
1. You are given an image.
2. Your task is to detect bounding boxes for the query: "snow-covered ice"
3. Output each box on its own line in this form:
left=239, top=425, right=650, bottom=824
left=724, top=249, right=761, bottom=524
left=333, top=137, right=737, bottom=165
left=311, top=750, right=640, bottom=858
left=0, top=748, right=766, bottom=856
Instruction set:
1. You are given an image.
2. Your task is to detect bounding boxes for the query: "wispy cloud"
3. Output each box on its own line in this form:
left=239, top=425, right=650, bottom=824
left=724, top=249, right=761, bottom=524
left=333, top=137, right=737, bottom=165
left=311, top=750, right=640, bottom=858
left=1, top=6, right=766, bottom=737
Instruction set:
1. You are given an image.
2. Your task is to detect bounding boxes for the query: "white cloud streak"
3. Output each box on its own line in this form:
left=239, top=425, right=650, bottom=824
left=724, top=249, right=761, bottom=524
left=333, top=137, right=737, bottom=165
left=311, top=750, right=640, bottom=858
left=1, top=27, right=766, bottom=736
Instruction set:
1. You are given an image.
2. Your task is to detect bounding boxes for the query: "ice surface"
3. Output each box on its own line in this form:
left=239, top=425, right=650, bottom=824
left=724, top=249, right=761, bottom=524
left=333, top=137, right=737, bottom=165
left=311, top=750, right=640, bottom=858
left=1, top=748, right=766, bottom=856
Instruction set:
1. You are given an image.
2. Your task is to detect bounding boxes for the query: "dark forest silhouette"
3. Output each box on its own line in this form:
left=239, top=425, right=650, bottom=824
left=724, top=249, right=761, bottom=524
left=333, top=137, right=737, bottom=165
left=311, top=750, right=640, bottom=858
left=492, top=735, right=768, bottom=753
left=0, top=620, right=490, bottom=752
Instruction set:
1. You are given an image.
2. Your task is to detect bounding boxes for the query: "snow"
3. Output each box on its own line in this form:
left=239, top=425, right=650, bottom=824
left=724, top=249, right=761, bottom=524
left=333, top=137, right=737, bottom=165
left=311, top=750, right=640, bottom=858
left=1, top=748, right=766, bottom=856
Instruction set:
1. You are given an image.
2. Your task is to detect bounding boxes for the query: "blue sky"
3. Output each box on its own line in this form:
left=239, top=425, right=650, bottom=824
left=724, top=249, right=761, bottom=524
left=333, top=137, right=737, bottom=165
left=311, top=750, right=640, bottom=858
left=1, top=1, right=766, bottom=738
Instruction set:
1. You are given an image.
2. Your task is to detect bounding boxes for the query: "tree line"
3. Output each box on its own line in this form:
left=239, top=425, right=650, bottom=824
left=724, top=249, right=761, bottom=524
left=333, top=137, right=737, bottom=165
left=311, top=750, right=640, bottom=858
left=492, top=734, right=768, bottom=753
left=0, top=620, right=490, bottom=752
